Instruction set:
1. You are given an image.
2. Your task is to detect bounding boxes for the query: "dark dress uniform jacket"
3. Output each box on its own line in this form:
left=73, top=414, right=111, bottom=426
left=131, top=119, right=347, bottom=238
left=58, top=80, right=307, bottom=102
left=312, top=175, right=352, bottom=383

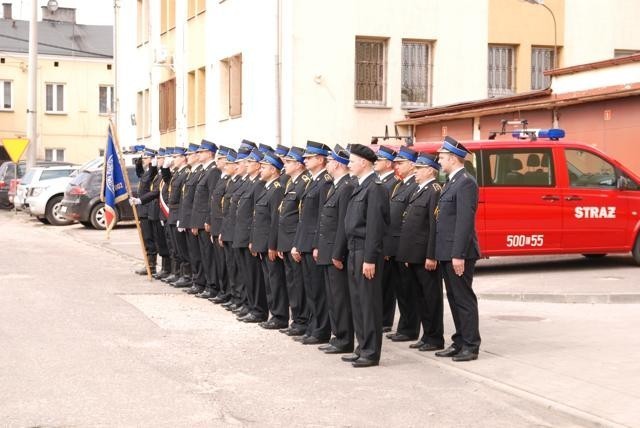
left=178, top=164, right=204, bottom=229
left=396, top=180, right=441, bottom=264
left=383, top=176, right=417, bottom=257
left=344, top=173, right=390, bottom=263
left=294, top=170, right=333, bottom=253
left=220, top=176, right=244, bottom=242
left=276, top=172, right=310, bottom=252
left=139, top=173, right=161, bottom=221
left=167, top=166, right=190, bottom=226
left=316, top=175, right=354, bottom=265
left=191, top=162, right=221, bottom=229
left=136, top=162, right=157, bottom=218
left=209, top=174, right=229, bottom=236
left=435, top=171, right=481, bottom=261
left=251, top=180, right=284, bottom=253
left=233, top=176, right=264, bottom=248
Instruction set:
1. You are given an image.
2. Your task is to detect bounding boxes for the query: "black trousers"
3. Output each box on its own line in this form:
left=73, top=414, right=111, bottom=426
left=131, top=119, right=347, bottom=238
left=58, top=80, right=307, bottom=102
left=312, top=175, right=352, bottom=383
left=394, top=260, right=420, bottom=338
left=238, top=248, right=266, bottom=318
left=324, top=264, right=354, bottom=351
left=163, top=220, right=176, bottom=267
left=408, top=263, right=444, bottom=347
left=197, top=229, right=216, bottom=289
left=212, top=239, right=228, bottom=297
left=283, top=251, right=309, bottom=330
left=140, top=218, right=156, bottom=257
left=260, top=253, right=289, bottom=323
left=151, top=219, right=169, bottom=258
left=223, top=242, right=241, bottom=304
left=301, top=253, right=330, bottom=340
left=186, top=231, right=205, bottom=286
left=381, top=258, right=397, bottom=328
left=169, top=225, right=190, bottom=275
left=441, top=260, right=481, bottom=352
left=348, top=249, right=384, bottom=361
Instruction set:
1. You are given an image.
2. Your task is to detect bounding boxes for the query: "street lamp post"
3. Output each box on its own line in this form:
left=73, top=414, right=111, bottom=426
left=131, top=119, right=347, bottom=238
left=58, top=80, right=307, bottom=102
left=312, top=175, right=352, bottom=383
left=524, top=0, right=558, bottom=69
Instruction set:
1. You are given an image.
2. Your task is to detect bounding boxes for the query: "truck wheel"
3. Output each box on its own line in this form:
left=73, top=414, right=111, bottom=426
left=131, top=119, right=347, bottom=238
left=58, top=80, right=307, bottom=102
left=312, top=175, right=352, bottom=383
left=633, top=234, right=640, bottom=266
left=45, top=195, right=73, bottom=226
left=90, top=203, right=114, bottom=230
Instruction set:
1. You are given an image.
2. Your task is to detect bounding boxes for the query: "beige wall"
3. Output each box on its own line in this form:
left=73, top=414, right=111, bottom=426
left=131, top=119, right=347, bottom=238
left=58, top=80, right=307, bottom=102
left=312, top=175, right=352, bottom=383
left=0, top=54, right=113, bottom=164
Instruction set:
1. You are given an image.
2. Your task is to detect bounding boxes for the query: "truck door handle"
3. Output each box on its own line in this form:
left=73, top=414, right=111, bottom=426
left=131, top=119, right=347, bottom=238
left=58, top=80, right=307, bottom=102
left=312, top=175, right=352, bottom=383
left=541, top=195, right=560, bottom=201
left=565, top=195, right=583, bottom=201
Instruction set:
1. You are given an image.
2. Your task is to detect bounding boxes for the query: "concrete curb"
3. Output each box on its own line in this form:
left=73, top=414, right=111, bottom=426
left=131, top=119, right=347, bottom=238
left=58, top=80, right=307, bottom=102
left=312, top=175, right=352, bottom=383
left=477, top=292, right=640, bottom=304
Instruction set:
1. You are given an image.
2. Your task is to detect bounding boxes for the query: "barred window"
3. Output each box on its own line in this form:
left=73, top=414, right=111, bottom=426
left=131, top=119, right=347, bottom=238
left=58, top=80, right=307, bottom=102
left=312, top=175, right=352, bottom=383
left=355, top=38, right=386, bottom=105
left=531, top=47, right=554, bottom=90
left=488, top=45, right=515, bottom=97
left=159, top=78, right=176, bottom=133
left=401, top=40, right=431, bottom=107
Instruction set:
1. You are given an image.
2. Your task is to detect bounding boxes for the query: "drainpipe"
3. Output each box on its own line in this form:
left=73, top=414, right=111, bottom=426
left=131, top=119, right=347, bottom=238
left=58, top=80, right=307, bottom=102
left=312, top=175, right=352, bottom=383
left=275, top=0, right=282, bottom=147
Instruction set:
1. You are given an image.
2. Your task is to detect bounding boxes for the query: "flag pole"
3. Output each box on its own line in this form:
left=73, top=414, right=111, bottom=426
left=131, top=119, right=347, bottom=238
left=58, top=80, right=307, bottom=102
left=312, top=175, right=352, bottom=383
left=108, top=119, right=153, bottom=281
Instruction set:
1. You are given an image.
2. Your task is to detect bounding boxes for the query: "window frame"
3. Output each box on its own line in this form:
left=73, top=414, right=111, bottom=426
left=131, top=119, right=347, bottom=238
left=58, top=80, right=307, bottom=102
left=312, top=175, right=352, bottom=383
left=99, top=85, right=114, bottom=115
left=531, top=46, right=554, bottom=90
left=401, top=39, right=432, bottom=108
left=45, top=82, right=65, bottom=114
left=564, top=148, right=619, bottom=189
left=44, top=148, right=65, bottom=162
left=354, top=37, right=388, bottom=107
left=482, top=148, right=555, bottom=188
left=0, top=79, right=13, bottom=111
left=488, top=44, right=516, bottom=97
left=219, top=54, right=242, bottom=120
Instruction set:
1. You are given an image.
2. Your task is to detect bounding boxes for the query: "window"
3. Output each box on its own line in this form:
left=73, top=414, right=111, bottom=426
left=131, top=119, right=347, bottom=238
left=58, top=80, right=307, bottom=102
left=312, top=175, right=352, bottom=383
left=401, top=40, right=431, bottom=107
left=99, top=85, right=114, bottom=114
left=137, top=89, right=150, bottom=139
left=159, top=79, right=176, bottom=133
left=160, top=0, right=175, bottom=34
left=531, top=47, right=554, bottom=90
left=136, top=0, right=149, bottom=45
left=45, top=149, right=65, bottom=162
left=488, top=45, right=515, bottom=97
left=187, top=71, right=196, bottom=127
left=355, top=38, right=387, bottom=105
left=565, top=149, right=617, bottom=188
left=220, top=54, right=242, bottom=119
left=45, top=83, right=65, bottom=113
left=0, top=80, right=12, bottom=110
left=41, top=169, right=73, bottom=180
left=197, top=67, right=206, bottom=124
left=485, top=149, right=554, bottom=187
left=614, top=49, right=640, bottom=58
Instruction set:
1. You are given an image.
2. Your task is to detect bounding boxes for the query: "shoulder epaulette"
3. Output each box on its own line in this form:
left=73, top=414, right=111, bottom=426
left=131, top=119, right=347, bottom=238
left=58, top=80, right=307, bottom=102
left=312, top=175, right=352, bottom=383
left=324, top=173, right=332, bottom=182
left=273, top=181, right=281, bottom=188
left=432, top=182, right=442, bottom=191
left=301, top=174, right=310, bottom=182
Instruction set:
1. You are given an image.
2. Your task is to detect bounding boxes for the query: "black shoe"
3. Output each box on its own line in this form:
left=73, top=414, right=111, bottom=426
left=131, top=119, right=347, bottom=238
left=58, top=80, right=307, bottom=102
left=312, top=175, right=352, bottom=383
left=259, top=319, right=288, bottom=330
left=419, top=343, right=445, bottom=352
left=382, top=326, right=392, bottom=333
left=153, top=271, right=170, bottom=280
left=390, top=333, right=416, bottom=342
left=293, top=334, right=310, bottom=342
left=221, top=301, right=235, bottom=308
left=352, top=358, right=379, bottom=368
left=318, top=343, right=334, bottom=351
left=323, top=345, right=353, bottom=354
left=242, top=313, right=267, bottom=323
left=234, top=307, right=250, bottom=317
left=225, top=303, right=238, bottom=312
left=134, top=266, right=149, bottom=275
left=162, top=274, right=178, bottom=283
left=185, top=285, right=204, bottom=295
left=435, top=345, right=461, bottom=358
left=452, top=349, right=478, bottom=362
left=172, top=277, right=192, bottom=288
left=279, top=327, right=292, bottom=334
left=409, top=341, right=425, bottom=349
left=286, top=328, right=306, bottom=337
left=341, top=353, right=360, bottom=363
left=196, top=290, right=213, bottom=299
left=385, top=332, right=396, bottom=339
left=210, top=296, right=228, bottom=304
left=301, top=336, right=329, bottom=345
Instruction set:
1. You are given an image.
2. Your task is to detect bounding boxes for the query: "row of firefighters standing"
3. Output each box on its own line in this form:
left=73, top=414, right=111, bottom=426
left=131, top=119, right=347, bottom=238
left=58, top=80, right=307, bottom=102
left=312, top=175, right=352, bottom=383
left=129, top=136, right=481, bottom=367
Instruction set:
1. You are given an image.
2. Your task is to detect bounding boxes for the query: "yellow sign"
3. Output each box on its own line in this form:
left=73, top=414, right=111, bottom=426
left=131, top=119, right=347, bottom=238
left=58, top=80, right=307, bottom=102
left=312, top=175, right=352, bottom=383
left=2, top=138, right=30, bottom=163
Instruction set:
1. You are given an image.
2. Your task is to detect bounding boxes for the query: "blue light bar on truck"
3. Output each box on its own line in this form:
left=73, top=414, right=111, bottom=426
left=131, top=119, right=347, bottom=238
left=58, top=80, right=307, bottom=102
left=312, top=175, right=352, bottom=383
left=511, top=128, right=566, bottom=140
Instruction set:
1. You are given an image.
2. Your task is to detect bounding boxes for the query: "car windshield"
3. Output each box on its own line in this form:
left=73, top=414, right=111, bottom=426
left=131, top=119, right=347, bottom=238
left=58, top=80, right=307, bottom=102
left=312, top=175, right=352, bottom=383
left=20, top=170, right=36, bottom=185
left=41, top=169, right=74, bottom=181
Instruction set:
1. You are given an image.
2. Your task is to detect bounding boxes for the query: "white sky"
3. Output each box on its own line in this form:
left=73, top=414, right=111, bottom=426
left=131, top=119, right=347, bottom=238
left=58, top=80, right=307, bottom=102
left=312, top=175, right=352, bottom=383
left=7, top=0, right=114, bottom=25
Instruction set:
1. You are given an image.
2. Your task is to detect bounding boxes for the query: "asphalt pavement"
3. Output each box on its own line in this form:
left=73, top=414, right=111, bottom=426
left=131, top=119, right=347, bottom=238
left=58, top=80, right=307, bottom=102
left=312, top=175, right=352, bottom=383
left=2, top=210, right=640, bottom=427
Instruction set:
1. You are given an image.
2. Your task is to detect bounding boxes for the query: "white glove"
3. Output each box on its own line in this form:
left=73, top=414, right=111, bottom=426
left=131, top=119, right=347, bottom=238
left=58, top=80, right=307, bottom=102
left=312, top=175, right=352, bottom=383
left=151, top=158, right=157, bottom=167
left=128, top=197, right=141, bottom=205
left=164, top=157, right=173, bottom=168
left=160, top=220, right=165, bottom=226
left=178, top=227, right=185, bottom=233
left=176, top=220, right=180, bottom=228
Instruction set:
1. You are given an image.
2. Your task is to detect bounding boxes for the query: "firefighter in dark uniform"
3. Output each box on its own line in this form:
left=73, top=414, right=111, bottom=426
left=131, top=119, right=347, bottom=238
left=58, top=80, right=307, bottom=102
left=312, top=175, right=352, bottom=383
left=134, top=147, right=158, bottom=274
left=235, top=147, right=268, bottom=323
left=315, top=145, right=355, bottom=354
left=177, top=143, right=204, bottom=291
left=190, top=140, right=221, bottom=299
left=207, top=146, right=231, bottom=304
left=252, top=152, right=288, bottom=329
left=434, top=136, right=481, bottom=362
left=291, top=141, right=333, bottom=345
left=276, top=146, right=311, bottom=336
left=158, top=147, right=178, bottom=282
left=129, top=147, right=171, bottom=279
left=274, top=144, right=291, bottom=188
left=164, top=146, right=191, bottom=286
left=339, top=144, right=390, bottom=368
left=396, top=152, right=445, bottom=352
left=375, top=145, right=400, bottom=334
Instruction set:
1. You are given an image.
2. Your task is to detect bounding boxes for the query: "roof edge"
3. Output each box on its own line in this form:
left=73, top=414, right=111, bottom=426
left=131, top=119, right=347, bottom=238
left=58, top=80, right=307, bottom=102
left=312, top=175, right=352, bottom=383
left=545, top=53, right=640, bottom=77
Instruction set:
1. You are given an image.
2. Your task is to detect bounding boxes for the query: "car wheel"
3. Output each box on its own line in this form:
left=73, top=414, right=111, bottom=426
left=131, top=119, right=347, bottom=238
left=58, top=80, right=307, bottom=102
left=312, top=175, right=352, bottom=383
left=37, top=216, right=50, bottom=224
left=45, top=195, right=74, bottom=226
left=633, top=234, right=640, bottom=266
left=582, top=254, right=607, bottom=259
left=90, top=203, right=114, bottom=230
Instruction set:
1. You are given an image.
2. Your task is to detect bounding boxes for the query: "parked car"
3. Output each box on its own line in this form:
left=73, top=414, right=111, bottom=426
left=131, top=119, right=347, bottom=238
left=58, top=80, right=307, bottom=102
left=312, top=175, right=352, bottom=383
left=60, top=165, right=140, bottom=229
left=0, top=160, right=74, bottom=209
left=402, top=128, right=640, bottom=264
left=22, top=165, right=80, bottom=225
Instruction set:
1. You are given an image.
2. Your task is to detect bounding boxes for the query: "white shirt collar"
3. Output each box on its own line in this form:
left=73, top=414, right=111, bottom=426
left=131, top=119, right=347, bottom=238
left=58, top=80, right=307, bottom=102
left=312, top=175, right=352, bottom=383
left=312, top=168, right=327, bottom=181
left=358, top=170, right=376, bottom=186
left=203, top=159, right=215, bottom=169
left=403, top=174, right=415, bottom=184
left=265, top=178, right=277, bottom=188
left=418, top=177, right=436, bottom=191
left=378, top=170, right=394, bottom=181
left=332, top=173, right=348, bottom=185
left=449, top=166, right=465, bottom=180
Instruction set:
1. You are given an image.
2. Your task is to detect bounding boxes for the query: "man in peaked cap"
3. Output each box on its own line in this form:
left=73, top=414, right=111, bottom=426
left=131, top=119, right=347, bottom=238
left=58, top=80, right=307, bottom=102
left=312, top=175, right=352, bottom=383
left=274, top=144, right=291, bottom=188
left=339, top=143, right=390, bottom=367
left=276, top=146, right=311, bottom=336
left=396, top=152, right=445, bottom=353
left=133, top=147, right=159, bottom=274
left=375, top=145, right=401, bottom=334
left=291, top=141, right=333, bottom=345
left=383, top=146, right=422, bottom=343
left=315, top=145, right=356, bottom=354
left=434, top=136, right=481, bottom=362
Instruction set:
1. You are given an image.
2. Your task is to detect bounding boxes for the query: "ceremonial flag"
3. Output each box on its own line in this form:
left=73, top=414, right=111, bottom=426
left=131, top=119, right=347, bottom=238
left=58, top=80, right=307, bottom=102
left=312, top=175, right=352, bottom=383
left=101, top=125, right=129, bottom=236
